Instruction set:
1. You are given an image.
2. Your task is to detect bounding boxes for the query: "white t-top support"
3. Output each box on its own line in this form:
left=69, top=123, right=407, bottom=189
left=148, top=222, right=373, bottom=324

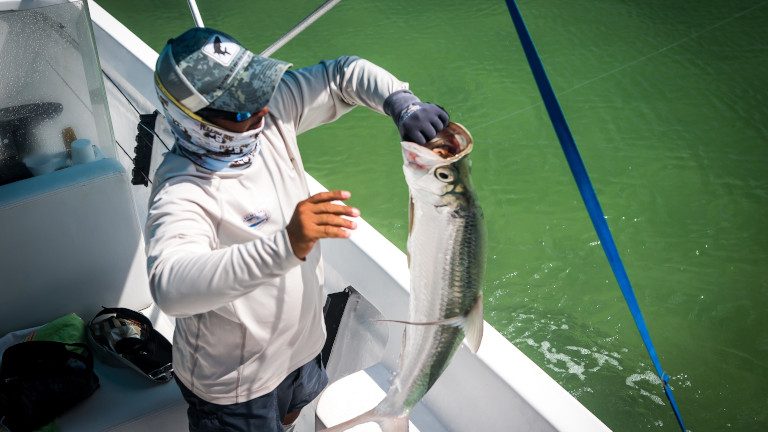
left=186, top=0, right=204, bottom=28
left=260, top=0, right=341, bottom=57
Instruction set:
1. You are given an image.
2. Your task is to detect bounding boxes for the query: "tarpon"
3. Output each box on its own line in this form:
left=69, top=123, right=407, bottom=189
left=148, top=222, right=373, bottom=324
left=324, top=122, right=485, bottom=431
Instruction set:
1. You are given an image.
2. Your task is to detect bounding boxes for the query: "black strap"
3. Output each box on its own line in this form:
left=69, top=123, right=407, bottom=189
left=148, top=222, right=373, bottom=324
left=132, top=111, right=158, bottom=186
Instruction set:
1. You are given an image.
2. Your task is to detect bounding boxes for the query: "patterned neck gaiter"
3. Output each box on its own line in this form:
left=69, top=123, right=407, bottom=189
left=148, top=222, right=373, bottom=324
left=156, top=88, right=263, bottom=172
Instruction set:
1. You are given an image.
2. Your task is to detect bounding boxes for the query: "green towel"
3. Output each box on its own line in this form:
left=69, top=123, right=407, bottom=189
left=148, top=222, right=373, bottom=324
left=28, top=313, right=86, bottom=345
left=26, top=313, right=88, bottom=432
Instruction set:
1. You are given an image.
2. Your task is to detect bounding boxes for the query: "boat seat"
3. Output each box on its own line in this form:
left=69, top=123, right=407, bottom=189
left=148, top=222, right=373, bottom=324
left=0, top=157, right=152, bottom=334
left=0, top=158, right=187, bottom=431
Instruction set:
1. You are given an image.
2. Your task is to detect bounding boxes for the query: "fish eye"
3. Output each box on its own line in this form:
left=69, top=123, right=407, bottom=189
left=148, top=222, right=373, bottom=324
left=434, top=166, right=456, bottom=183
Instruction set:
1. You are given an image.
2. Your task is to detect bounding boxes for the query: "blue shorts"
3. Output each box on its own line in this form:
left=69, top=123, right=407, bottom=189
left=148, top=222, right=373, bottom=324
left=175, top=356, right=328, bottom=432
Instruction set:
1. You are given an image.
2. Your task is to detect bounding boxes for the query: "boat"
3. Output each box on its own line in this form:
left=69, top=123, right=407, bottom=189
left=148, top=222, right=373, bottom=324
left=0, top=1, right=611, bottom=430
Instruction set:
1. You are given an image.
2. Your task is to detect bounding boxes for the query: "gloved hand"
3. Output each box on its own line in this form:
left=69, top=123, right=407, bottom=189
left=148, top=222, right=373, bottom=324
left=384, top=90, right=449, bottom=145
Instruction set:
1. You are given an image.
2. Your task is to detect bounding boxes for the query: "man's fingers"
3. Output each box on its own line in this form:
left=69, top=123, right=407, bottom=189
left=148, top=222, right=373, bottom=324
left=314, top=214, right=357, bottom=230
left=429, top=116, right=445, bottom=135
left=293, top=190, right=359, bottom=246
left=410, top=130, right=427, bottom=145
left=289, top=191, right=357, bottom=259
left=311, top=202, right=360, bottom=217
left=300, top=224, right=351, bottom=242
left=307, top=190, right=351, bottom=204
left=421, top=123, right=437, bottom=143
left=436, top=107, right=449, bottom=127
left=319, top=225, right=350, bottom=239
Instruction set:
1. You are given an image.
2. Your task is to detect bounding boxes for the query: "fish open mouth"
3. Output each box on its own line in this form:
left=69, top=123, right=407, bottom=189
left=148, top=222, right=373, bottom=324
left=401, top=122, right=473, bottom=172
left=424, top=122, right=473, bottom=159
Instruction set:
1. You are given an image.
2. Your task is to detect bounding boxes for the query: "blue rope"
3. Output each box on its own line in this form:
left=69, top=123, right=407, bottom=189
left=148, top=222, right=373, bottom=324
left=503, top=1, right=686, bottom=430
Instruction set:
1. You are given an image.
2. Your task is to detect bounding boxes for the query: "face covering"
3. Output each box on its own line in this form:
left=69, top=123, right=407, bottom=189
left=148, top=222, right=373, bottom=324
left=156, top=86, right=263, bottom=172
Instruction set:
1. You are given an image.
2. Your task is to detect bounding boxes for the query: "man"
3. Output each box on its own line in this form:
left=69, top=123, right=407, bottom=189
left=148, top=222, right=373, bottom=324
left=146, top=27, right=448, bottom=432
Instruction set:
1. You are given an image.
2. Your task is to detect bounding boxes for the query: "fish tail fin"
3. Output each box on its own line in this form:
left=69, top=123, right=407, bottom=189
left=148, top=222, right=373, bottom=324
left=380, top=416, right=410, bottom=432
left=462, top=293, right=484, bottom=353
left=320, top=408, right=377, bottom=432
left=321, top=408, right=409, bottom=432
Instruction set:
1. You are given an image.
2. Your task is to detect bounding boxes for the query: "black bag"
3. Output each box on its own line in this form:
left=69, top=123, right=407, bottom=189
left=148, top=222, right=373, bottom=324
left=87, top=307, right=173, bottom=383
left=0, top=341, right=99, bottom=431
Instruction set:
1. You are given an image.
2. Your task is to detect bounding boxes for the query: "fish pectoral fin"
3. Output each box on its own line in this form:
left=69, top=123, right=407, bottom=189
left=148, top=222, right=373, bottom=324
left=377, top=295, right=484, bottom=354
left=462, top=293, right=484, bottom=353
left=376, top=316, right=465, bottom=327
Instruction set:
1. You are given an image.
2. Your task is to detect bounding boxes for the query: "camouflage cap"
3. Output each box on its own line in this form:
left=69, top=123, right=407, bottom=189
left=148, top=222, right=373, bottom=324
left=155, top=27, right=291, bottom=113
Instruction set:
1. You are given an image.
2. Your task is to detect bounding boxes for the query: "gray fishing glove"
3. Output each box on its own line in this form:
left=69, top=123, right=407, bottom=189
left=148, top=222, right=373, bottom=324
left=384, top=90, right=449, bottom=145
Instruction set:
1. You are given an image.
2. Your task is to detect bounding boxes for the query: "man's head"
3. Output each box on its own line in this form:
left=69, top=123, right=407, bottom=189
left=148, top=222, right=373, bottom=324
left=155, top=27, right=291, bottom=131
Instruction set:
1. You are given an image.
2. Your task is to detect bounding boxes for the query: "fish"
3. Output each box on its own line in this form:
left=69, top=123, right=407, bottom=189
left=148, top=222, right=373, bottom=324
left=323, top=122, right=485, bottom=431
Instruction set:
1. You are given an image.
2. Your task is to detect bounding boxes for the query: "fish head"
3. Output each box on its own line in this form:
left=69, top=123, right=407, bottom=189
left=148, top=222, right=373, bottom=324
left=401, top=122, right=476, bottom=209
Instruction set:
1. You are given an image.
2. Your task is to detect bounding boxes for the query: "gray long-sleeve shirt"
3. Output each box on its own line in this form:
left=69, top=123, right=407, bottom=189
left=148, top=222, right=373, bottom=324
left=145, top=56, right=408, bottom=404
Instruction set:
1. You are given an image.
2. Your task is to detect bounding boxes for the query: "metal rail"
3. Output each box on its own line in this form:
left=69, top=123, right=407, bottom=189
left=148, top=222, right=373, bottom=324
left=186, top=0, right=204, bottom=28
left=183, top=0, right=341, bottom=57
left=260, top=0, right=341, bottom=57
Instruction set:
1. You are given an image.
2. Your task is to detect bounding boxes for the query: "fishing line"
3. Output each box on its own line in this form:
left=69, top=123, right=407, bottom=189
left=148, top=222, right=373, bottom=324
left=503, top=1, right=687, bottom=430
left=479, top=0, right=767, bottom=133
left=101, top=69, right=171, bottom=152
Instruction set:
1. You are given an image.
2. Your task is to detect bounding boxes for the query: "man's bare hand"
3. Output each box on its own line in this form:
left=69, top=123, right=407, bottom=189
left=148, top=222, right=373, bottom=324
left=287, top=190, right=360, bottom=260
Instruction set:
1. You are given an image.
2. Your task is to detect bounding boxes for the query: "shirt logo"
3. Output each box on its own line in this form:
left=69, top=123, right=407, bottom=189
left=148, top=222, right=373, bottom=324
left=202, top=34, right=241, bottom=67
left=243, top=209, right=270, bottom=229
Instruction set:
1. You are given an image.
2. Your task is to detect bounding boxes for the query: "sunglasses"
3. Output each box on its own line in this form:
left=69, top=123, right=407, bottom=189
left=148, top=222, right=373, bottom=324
left=196, top=107, right=253, bottom=122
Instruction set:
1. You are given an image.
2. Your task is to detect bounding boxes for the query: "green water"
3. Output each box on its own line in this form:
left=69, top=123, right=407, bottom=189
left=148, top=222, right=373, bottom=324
left=97, top=0, right=768, bottom=430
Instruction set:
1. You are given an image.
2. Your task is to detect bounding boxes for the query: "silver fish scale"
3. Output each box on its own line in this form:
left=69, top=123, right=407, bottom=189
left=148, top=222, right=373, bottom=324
left=379, top=154, right=484, bottom=416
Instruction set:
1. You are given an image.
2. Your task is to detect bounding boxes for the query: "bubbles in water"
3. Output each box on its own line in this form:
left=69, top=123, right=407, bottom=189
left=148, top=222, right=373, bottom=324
left=503, top=310, right=672, bottom=427
left=626, top=371, right=665, bottom=405
left=539, top=340, right=587, bottom=380
left=566, top=346, right=623, bottom=372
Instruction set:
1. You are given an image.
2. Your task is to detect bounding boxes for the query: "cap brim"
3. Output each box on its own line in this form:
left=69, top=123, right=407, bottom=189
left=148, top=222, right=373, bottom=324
left=208, top=55, right=292, bottom=113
